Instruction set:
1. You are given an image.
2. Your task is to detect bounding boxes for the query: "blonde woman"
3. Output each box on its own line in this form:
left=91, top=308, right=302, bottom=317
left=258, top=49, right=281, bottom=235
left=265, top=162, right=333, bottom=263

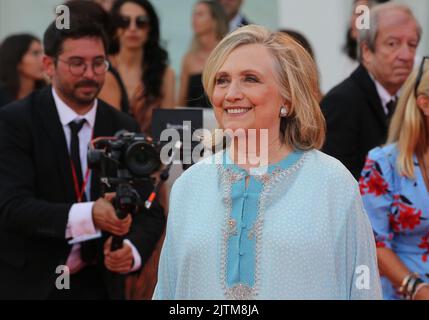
left=154, top=25, right=381, bottom=300
left=360, top=56, right=429, bottom=300
left=177, top=0, right=228, bottom=108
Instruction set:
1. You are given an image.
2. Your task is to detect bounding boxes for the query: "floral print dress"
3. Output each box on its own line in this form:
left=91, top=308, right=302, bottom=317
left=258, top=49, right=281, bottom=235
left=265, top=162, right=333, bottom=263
left=360, top=144, right=429, bottom=299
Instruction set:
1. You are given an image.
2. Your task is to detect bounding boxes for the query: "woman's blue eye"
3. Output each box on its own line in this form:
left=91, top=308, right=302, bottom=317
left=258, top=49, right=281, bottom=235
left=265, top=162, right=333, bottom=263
left=245, top=76, right=258, bottom=82
left=215, top=78, right=228, bottom=85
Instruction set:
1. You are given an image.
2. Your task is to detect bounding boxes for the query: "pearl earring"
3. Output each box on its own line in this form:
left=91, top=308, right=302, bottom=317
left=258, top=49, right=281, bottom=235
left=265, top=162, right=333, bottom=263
left=280, top=106, right=288, bottom=117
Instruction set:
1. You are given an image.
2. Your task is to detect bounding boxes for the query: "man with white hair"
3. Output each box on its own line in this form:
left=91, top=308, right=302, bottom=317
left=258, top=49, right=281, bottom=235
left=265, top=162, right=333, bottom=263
left=321, top=3, right=421, bottom=179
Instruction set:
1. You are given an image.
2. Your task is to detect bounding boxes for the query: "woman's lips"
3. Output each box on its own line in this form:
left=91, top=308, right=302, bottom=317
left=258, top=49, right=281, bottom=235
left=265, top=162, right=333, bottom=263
left=125, top=35, right=141, bottom=41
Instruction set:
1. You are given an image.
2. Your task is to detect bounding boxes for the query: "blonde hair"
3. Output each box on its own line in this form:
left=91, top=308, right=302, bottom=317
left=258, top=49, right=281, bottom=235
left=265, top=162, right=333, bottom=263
left=202, top=24, right=325, bottom=151
left=387, top=60, right=429, bottom=178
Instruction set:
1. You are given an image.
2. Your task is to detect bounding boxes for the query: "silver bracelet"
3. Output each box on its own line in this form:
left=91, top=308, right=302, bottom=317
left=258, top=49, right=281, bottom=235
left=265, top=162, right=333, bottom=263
left=412, top=282, right=429, bottom=300
left=399, top=272, right=419, bottom=299
left=407, top=276, right=420, bottom=299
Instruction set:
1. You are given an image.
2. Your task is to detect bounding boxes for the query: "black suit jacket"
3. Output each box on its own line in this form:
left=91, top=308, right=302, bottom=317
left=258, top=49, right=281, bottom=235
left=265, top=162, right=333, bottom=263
left=320, top=65, right=389, bottom=180
left=0, top=86, right=165, bottom=299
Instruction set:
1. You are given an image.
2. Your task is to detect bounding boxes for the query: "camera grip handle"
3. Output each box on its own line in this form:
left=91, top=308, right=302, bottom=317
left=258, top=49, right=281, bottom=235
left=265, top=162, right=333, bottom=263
left=110, top=206, right=127, bottom=251
left=110, top=235, right=124, bottom=251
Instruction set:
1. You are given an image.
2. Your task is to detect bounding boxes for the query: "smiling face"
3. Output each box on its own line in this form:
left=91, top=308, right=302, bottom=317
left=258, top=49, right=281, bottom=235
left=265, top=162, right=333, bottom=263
left=211, top=44, right=285, bottom=143
left=363, top=8, right=419, bottom=95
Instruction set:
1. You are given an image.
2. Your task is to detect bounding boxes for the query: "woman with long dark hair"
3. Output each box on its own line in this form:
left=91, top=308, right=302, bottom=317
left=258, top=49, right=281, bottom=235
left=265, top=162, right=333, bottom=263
left=99, top=0, right=175, bottom=135
left=98, top=1, right=174, bottom=299
left=0, top=34, right=46, bottom=107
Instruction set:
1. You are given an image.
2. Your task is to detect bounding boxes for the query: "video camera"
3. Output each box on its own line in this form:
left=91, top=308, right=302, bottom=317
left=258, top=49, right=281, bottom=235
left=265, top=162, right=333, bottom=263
left=88, top=130, right=162, bottom=179
left=87, top=131, right=165, bottom=251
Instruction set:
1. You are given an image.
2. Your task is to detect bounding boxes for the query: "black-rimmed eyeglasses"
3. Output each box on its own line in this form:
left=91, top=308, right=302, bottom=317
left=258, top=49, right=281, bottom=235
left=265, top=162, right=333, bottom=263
left=414, top=56, right=429, bottom=97
left=56, top=58, right=109, bottom=76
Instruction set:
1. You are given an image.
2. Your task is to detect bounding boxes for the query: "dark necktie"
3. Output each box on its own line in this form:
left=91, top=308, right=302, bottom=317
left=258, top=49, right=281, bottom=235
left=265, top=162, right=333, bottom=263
left=69, top=119, right=86, bottom=202
left=386, top=97, right=398, bottom=120
left=69, top=120, right=96, bottom=264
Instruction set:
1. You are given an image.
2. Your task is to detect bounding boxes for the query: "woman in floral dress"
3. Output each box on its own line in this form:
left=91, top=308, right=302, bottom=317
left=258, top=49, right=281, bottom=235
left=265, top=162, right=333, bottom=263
left=360, top=56, right=429, bottom=300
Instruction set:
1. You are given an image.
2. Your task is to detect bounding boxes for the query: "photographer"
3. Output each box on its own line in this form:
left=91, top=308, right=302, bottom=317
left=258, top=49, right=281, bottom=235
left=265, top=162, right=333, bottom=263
left=0, top=17, right=165, bottom=299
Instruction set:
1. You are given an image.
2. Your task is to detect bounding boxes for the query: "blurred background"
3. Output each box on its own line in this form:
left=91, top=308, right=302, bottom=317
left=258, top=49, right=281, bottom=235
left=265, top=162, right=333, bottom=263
left=0, top=0, right=427, bottom=94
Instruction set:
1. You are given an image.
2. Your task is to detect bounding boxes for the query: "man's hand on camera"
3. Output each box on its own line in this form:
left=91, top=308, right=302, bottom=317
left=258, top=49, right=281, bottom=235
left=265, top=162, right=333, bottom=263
left=92, top=197, right=132, bottom=236
left=103, top=236, right=134, bottom=273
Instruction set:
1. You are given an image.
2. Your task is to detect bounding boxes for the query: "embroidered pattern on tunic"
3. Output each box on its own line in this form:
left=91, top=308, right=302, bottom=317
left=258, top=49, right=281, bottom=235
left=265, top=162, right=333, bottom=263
left=217, top=152, right=308, bottom=300
left=247, top=217, right=263, bottom=241
left=227, top=218, right=238, bottom=238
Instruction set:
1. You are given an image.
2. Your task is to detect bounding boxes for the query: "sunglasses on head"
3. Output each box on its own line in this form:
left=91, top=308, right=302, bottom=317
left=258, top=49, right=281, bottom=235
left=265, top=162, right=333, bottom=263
left=415, top=56, right=429, bottom=97
left=117, top=15, right=150, bottom=29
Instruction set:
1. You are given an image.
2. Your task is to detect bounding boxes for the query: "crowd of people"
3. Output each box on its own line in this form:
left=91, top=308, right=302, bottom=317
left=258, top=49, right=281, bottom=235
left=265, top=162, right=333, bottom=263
left=0, top=0, right=428, bottom=300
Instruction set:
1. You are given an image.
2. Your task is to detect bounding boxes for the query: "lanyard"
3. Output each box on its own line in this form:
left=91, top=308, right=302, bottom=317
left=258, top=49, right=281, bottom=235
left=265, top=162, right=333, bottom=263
left=70, top=161, right=91, bottom=203
left=70, top=127, right=94, bottom=203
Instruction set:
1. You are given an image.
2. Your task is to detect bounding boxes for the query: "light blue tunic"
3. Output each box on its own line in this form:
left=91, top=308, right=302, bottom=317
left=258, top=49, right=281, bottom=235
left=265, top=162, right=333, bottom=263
left=154, top=149, right=382, bottom=299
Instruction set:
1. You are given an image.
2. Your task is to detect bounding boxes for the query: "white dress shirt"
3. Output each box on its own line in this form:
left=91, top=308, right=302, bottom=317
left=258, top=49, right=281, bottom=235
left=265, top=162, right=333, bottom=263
left=229, top=13, right=245, bottom=31
left=369, top=74, right=398, bottom=115
left=52, top=88, right=141, bottom=274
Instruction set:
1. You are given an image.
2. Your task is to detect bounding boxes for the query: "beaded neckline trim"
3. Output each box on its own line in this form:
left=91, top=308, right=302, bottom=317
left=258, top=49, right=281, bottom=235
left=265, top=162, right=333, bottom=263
left=217, top=151, right=309, bottom=300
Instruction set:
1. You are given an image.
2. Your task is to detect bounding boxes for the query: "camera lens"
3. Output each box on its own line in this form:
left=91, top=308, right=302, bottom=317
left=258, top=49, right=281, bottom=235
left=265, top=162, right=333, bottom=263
left=134, top=151, right=147, bottom=163
left=125, top=141, right=161, bottom=177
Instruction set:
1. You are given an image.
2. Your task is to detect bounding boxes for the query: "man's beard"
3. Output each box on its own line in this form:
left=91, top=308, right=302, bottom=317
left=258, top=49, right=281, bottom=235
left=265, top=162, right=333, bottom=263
left=71, top=79, right=101, bottom=105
